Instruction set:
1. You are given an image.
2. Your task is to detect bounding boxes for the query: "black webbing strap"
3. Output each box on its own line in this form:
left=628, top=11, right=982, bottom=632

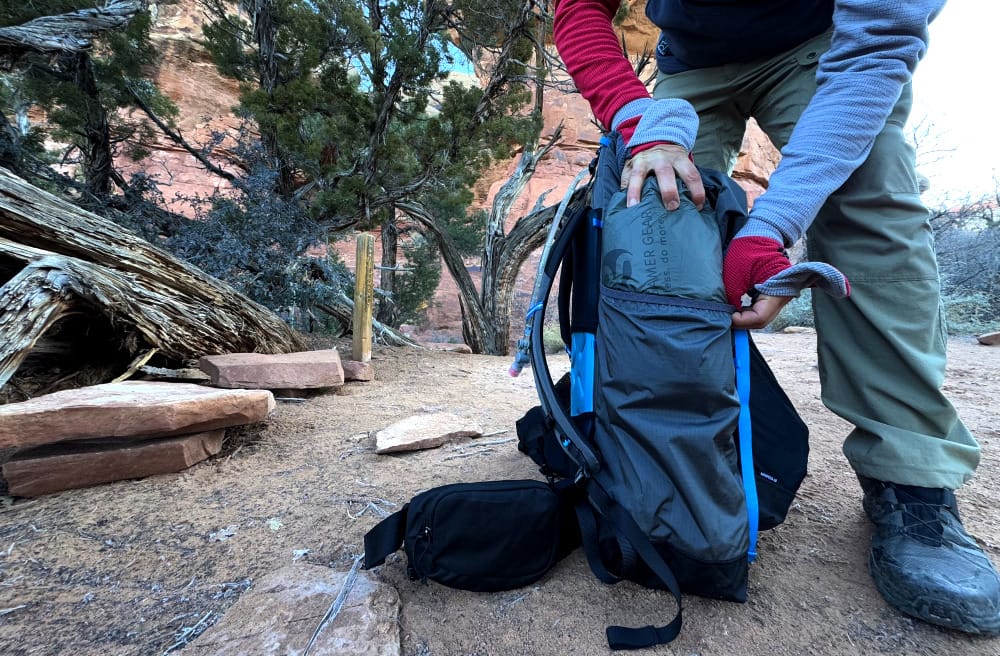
left=362, top=504, right=409, bottom=569
left=572, top=497, right=621, bottom=585
left=588, top=484, right=683, bottom=650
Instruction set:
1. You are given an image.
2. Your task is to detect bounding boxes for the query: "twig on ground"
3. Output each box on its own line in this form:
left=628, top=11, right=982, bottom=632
left=223, top=446, right=244, bottom=465
left=303, top=555, right=364, bottom=656
left=161, top=609, right=214, bottom=655
left=442, top=449, right=496, bottom=461
left=347, top=502, right=393, bottom=519
left=334, top=496, right=397, bottom=519
left=338, top=446, right=371, bottom=461
left=496, top=587, right=538, bottom=616
left=471, top=436, right=514, bottom=447
left=0, top=605, right=26, bottom=616
left=441, top=436, right=514, bottom=460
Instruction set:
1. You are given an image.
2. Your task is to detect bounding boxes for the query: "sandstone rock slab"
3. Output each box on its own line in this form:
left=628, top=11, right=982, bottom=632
left=418, top=341, right=473, bottom=354
left=375, top=413, right=482, bottom=454
left=3, top=430, right=225, bottom=498
left=199, top=350, right=345, bottom=390
left=977, top=331, right=1000, bottom=346
left=342, top=360, right=374, bottom=382
left=180, top=564, right=400, bottom=656
left=0, top=381, right=275, bottom=449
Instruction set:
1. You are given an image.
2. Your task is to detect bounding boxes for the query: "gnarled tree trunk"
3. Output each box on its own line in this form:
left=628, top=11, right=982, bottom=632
left=397, top=127, right=590, bottom=356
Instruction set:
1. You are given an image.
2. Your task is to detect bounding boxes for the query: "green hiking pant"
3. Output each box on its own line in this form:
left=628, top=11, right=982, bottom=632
left=653, top=29, right=979, bottom=490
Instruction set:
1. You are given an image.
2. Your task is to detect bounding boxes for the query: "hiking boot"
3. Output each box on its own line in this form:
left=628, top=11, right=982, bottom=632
left=860, top=476, right=1000, bottom=635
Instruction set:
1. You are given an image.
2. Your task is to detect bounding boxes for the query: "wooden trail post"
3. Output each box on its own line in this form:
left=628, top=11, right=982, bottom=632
left=352, top=234, right=375, bottom=362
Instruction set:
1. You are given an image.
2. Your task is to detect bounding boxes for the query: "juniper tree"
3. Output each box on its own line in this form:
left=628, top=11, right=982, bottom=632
left=200, top=0, right=550, bottom=345
left=0, top=2, right=178, bottom=200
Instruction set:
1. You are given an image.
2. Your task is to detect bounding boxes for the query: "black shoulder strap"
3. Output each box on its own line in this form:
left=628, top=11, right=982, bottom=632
left=362, top=504, right=409, bottom=569
left=587, top=482, right=684, bottom=650
left=572, top=498, right=622, bottom=585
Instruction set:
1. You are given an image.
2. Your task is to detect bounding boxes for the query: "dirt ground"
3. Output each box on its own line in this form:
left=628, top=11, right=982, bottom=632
left=1, top=331, right=999, bottom=656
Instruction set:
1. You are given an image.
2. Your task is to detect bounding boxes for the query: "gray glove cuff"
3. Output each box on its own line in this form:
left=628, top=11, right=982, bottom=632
left=611, top=98, right=699, bottom=152
left=756, top=262, right=850, bottom=300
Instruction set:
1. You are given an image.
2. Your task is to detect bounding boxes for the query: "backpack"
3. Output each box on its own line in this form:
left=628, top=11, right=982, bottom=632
left=364, top=133, right=809, bottom=650
left=510, top=132, right=810, bottom=649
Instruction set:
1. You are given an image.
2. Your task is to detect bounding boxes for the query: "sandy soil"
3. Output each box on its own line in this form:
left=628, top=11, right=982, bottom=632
left=1, top=332, right=999, bottom=656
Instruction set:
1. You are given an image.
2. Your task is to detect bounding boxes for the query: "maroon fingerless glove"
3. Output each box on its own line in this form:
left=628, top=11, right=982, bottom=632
left=723, top=236, right=792, bottom=308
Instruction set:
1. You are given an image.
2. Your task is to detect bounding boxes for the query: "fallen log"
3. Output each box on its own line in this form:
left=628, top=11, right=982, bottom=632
left=0, top=166, right=306, bottom=390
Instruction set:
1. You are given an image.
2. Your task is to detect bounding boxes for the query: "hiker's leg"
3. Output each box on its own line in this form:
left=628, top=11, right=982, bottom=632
left=808, top=89, right=978, bottom=489
left=742, top=31, right=998, bottom=638
left=653, top=66, right=747, bottom=174
left=751, top=34, right=979, bottom=490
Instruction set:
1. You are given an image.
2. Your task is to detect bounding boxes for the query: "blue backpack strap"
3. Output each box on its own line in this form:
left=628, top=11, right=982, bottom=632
left=733, top=329, right=758, bottom=562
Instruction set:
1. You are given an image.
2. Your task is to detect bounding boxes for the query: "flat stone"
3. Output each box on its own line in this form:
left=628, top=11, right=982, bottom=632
left=375, top=412, right=482, bottom=454
left=342, top=360, right=374, bottom=382
left=0, top=381, right=275, bottom=449
left=419, top=341, right=473, bottom=354
left=781, top=326, right=816, bottom=334
left=3, top=430, right=225, bottom=498
left=199, top=350, right=345, bottom=390
left=180, top=564, right=400, bottom=656
left=138, top=365, right=212, bottom=382
left=977, top=331, right=1000, bottom=346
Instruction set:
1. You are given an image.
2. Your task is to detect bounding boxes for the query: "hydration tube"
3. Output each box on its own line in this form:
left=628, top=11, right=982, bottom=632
left=509, top=166, right=592, bottom=377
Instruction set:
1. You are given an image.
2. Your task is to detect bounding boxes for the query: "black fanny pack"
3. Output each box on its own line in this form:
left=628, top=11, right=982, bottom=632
left=363, top=479, right=581, bottom=592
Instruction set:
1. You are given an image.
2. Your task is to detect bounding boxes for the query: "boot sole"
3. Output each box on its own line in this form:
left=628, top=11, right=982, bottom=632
left=870, top=554, right=1000, bottom=636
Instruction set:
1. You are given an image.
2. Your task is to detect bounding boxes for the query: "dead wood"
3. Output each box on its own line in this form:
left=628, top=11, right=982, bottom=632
left=0, top=1, right=144, bottom=60
left=0, top=166, right=306, bottom=390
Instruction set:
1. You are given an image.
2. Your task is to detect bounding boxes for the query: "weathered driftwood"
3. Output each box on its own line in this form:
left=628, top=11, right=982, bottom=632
left=0, top=1, right=143, bottom=57
left=0, top=166, right=306, bottom=389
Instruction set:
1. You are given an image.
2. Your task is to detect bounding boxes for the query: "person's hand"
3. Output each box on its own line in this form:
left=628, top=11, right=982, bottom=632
left=620, top=143, right=705, bottom=211
left=723, top=236, right=794, bottom=328
left=731, top=294, right=793, bottom=329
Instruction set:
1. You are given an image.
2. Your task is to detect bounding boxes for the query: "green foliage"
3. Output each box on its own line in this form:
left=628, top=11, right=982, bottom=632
left=165, top=149, right=349, bottom=317
left=613, top=1, right=632, bottom=26
left=200, top=0, right=541, bottom=224
left=1, top=4, right=178, bottom=190
left=196, top=0, right=546, bottom=339
left=395, top=233, right=443, bottom=325
left=542, top=323, right=565, bottom=355
left=932, top=198, right=1000, bottom=336
left=767, top=290, right=814, bottom=333
left=0, top=76, right=50, bottom=172
left=942, top=293, right=997, bottom=337
left=0, top=2, right=81, bottom=26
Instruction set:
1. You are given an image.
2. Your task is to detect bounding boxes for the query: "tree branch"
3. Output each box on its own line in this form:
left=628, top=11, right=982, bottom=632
left=124, top=84, right=239, bottom=183
left=0, top=1, right=145, bottom=57
left=396, top=199, right=490, bottom=352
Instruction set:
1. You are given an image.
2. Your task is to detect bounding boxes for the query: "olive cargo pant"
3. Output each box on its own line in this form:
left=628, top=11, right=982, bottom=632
left=653, top=29, right=979, bottom=489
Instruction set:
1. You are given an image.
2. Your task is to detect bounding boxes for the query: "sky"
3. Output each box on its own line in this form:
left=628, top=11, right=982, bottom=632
left=910, top=0, right=998, bottom=205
